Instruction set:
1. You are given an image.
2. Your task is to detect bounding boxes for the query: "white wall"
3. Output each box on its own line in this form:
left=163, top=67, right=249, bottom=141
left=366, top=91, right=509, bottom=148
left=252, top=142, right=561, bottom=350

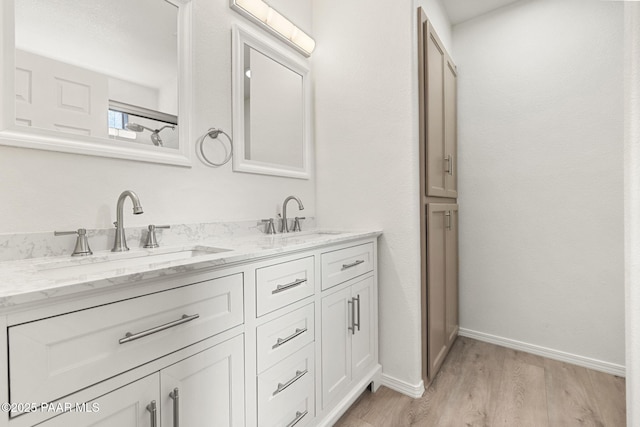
left=268, top=0, right=312, bottom=34
left=0, top=0, right=314, bottom=234
left=624, top=2, right=640, bottom=423
left=455, top=0, right=625, bottom=367
left=314, top=0, right=451, bottom=392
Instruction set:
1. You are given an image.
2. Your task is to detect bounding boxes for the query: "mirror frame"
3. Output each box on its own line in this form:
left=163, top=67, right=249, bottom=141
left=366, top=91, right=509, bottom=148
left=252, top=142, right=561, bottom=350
left=0, top=0, right=193, bottom=167
left=231, top=24, right=311, bottom=180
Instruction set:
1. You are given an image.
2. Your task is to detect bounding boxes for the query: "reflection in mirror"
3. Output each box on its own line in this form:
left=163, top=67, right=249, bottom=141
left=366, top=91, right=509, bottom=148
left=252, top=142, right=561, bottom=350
left=244, top=45, right=303, bottom=168
left=108, top=101, right=178, bottom=148
left=15, top=0, right=177, bottom=141
left=0, top=0, right=192, bottom=166
left=232, top=25, right=311, bottom=179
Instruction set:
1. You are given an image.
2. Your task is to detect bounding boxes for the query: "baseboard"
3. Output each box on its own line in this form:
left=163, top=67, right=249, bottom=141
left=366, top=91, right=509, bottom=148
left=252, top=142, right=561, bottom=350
left=458, top=328, right=626, bottom=377
left=380, top=373, right=425, bottom=398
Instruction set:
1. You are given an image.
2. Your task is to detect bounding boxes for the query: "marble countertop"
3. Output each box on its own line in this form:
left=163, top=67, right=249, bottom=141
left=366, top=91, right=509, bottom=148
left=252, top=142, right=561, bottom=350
left=0, top=229, right=381, bottom=308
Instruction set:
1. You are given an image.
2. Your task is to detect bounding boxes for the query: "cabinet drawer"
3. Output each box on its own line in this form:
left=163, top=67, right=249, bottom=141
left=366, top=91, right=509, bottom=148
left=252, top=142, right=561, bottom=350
left=258, top=343, right=315, bottom=427
left=9, top=273, right=244, bottom=411
left=256, top=256, right=314, bottom=317
left=257, top=303, right=314, bottom=373
left=321, top=243, right=374, bottom=290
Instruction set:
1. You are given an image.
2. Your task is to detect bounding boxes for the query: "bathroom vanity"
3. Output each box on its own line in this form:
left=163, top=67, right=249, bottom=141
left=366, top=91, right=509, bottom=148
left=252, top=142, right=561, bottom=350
left=0, top=229, right=381, bottom=427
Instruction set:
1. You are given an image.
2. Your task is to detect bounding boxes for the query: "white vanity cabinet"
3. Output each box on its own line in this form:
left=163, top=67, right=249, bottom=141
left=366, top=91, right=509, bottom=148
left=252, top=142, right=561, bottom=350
left=39, top=335, right=245, bottom=427
left=159, top=335, right=246, bottom=427
left=38, top=374, right=161, bottom=427
left=320, top=276, right=376, bottom=407
left=0, top=233, right=380, bottom=427
left=320, top=244, right=377, bottom=411
left=3, top=269, right=247, bottom=427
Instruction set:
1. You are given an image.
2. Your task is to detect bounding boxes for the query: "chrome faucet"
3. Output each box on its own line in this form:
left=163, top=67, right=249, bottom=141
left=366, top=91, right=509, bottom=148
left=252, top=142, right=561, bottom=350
left=281, top=196, right=304, bottom=233
left=112, top=190, right=144, bottom=252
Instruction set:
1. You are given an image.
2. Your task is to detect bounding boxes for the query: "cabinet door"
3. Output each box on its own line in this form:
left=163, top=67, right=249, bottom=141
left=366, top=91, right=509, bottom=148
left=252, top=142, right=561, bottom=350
left=350, top=276, right=375, bottom=380
left=426, top=204, right=449, bottom=378
left=40, top=375, right=160, bottom=427
left=321, top=287, right=352, bottom=409
left=446, top=206, right=459, bottom=347
left=160, top=334, right=245, bottom=427
left=423, top=22, right=457, bottom=198
left=444, top=55, right=458, bottom=198
left=425, top=23, right=447, bottom=198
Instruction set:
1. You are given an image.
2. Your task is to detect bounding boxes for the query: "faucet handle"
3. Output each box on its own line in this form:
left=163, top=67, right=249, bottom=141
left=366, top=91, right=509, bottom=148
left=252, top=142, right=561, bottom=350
left=292, top=217, right=306, bottom=232
left=144, top=225, right=170, bottom=248
left=54, top=228, right=93, bottom=257
left=261, top=219, right=277, bottom=235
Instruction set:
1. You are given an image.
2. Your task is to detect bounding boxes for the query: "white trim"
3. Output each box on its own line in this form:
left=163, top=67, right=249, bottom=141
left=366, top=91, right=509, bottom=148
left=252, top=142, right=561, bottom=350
left=380, top=373, right=425, bottom=399
left=231, top=24, right=312, bottom=180
left=459, top=328, right=626, bottom=377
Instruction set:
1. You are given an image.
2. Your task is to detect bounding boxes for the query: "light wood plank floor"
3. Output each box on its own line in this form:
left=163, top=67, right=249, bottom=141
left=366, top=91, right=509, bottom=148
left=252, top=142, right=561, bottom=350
left=335, top=337, right=626, bottom=427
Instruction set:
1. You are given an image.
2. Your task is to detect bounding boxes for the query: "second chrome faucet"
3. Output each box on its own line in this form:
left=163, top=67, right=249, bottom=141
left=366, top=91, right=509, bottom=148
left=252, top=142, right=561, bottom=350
left=112, top=190, right=144, bottom=252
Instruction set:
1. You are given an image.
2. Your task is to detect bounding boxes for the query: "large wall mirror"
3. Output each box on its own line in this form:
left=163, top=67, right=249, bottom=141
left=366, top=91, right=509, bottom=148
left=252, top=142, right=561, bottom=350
left=232, top=25, right=311, bottom=179
left=0, top=0, right=192, bottom=166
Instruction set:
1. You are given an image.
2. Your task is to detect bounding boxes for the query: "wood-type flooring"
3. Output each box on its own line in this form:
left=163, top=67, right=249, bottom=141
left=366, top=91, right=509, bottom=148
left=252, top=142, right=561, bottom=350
left=335, top=337, right=626, bottom=427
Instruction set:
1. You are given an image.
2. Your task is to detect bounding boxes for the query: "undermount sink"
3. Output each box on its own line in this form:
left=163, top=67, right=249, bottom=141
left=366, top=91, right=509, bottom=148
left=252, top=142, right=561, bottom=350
left=34, top=246, right=231, bottom=279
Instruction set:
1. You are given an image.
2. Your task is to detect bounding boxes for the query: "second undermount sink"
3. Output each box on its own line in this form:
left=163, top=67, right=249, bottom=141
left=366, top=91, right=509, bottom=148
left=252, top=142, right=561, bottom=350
left=34, top=246, right=231, bottom=279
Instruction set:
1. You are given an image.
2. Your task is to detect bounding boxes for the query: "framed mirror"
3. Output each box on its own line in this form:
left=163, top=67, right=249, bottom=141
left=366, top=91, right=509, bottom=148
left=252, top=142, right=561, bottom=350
left=232, top=25, right=311, bottom=179
left=0, top=0, right=192, bottom=166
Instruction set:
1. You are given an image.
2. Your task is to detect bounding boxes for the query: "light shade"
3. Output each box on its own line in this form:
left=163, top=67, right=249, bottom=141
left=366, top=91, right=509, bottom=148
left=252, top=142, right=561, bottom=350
left=231, top=0, right=316, bottom=56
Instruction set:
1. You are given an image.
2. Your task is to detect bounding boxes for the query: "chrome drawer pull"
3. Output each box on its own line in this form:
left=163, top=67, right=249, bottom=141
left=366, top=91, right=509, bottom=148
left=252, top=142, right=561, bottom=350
left=286, top=410, right=308, bottom=427
left=147, top=401, right=158, bottom=427
left=119, top=314, right=200, bottom=344
left=273, top=369, right=308, bottom=396
left=342, top=259, right=365, bottom=270
left=169, top=388, right=180, bottom=427
left=272, top=327, right=307, bottom=349
left=272, top=278, right=307, bottom=294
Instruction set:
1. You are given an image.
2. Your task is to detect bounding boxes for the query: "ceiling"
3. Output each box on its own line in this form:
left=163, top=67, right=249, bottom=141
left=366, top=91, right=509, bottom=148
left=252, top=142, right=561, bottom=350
left=442, top=0, right=523, bottom=25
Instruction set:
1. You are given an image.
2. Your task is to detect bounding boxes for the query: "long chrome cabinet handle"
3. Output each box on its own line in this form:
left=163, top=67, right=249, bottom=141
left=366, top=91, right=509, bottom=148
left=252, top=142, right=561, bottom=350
left=286, top=410, right=308, bottom=427
left=348, top=299, right=355, bottom=335
left=169, top=388, right=180, bottom=427
left=273, top=369, right=308, bottom=396
left=342, top=259, right=364, bottom=270
left=146, top=401, right=157, bottom=427
left=119, top=314, right=200, bottom=344
left=354, top=295, right=361, bottom=332
left=445, top=211, right=452, bottom=230
left=272, top=327, right=307, bottom=349
left=272, top=278, right=307, bottom=294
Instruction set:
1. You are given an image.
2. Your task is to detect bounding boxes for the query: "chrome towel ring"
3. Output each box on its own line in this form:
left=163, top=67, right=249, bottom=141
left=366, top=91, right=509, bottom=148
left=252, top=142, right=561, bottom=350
left=196, top=128, right=233, bottom=167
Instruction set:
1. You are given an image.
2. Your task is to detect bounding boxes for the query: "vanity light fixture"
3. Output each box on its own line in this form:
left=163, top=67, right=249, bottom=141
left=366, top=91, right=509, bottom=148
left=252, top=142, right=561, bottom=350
left=231, top=0, right=316, bottom=57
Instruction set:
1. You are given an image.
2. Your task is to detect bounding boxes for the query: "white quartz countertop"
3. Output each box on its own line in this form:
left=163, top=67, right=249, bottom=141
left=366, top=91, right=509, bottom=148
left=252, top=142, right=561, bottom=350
left=0, top=229, right=381, bottom=308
